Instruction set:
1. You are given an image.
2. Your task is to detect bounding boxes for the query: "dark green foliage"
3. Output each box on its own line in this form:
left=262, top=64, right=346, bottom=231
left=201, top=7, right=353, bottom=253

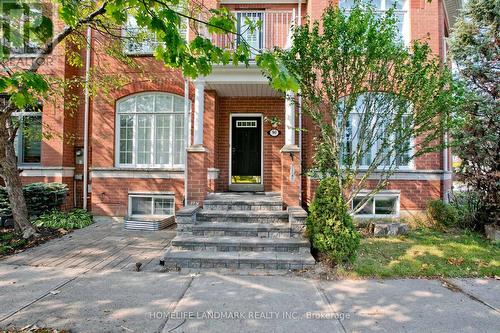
left=306, top=177, right=360, bottom=263
left=0, top=183, right=68, bottom=217
left=34, top=209, right=93, bottom=230
left=426, top=200, right=459, bottom=228
left=450, top=191, right=486, bottom=231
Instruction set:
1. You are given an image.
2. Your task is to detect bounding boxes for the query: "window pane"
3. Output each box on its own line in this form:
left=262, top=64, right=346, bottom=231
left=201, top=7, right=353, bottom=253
left=173, top=115, right=185, bottom=165
left=353, top=197, right=374, bottom=215
left=155, top=94, right=173, bottom=112
left=131, top=197, right=152, bottom=215
left=21, top=115, right=42, bottom=164
left=375, top=197, right=397, bottom=215
left=137, top=115, right=153, bottom=164
left=119, top=115, right=134, bottom=164
left=173, top=96, right=185, bottom=113
left=153, top=197, right=174, bottom=216
left=136, top=94, right=154, bottom=113
left=387, top=0, right=405, bottom=10
left=155, top=115, right=171, bottom=165
left=118, top=97, right=135, bottom=113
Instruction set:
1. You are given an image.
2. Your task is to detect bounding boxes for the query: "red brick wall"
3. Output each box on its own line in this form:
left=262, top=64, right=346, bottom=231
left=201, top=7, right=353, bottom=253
left=91, top=178, right=184, bottom=217
left=215, top=97, right=287, bottom=192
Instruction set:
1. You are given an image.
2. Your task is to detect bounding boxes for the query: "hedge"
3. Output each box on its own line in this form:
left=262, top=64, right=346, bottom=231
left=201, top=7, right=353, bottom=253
left=0, top=182, right=68, bottom=217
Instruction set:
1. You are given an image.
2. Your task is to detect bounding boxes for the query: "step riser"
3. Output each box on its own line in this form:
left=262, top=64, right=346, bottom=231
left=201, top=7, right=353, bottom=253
left=172, top=244, right=309, bottom=253
left=197, top=216, right=288, bottom=223
left=192, top=230, right=300, bottom=239
left=203, top=203, right=283, bottom=211
left=164, top=259, right=314, bottom=270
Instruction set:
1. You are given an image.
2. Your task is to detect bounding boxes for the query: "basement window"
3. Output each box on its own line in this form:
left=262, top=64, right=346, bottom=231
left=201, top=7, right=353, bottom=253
left=352, top=193, right=400, bottom=217
left=128, top=194, right=175, bottom=218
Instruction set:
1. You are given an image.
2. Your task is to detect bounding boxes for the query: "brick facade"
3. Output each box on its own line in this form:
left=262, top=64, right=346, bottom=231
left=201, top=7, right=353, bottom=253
left=13, top=0, right=453, bottom=217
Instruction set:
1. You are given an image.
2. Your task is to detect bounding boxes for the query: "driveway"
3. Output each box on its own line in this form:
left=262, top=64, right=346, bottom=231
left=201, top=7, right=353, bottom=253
left=0, top=221, right=499, bottom=332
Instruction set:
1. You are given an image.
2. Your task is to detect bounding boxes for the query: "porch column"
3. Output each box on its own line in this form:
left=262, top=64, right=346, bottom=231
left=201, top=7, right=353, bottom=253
left=281, top=91, right=301, bottom=208
left=193, top=80, right=205, bottom=146
left=187, top=79, right=208, bottom=206
left=285, top=91, right=295, bottom=146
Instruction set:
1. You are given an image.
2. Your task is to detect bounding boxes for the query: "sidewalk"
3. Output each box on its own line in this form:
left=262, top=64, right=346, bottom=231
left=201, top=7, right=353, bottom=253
left=1, top=264, right=498, bottom=332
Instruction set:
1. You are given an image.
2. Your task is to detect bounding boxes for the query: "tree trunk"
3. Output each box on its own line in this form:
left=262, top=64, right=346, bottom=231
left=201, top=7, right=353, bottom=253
left=0, top=126, right=37, bottom=239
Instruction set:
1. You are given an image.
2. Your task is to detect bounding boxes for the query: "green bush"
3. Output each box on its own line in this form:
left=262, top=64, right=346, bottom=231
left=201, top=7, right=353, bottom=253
left=450, top=191, right=485, bottom=231
left=34, top=209, right=93, bottom=230
left=306, top=177, right=360, bottom=264
left=0, top=182, right=68, bottom=217
left=426, top=199, right=459, bottom=227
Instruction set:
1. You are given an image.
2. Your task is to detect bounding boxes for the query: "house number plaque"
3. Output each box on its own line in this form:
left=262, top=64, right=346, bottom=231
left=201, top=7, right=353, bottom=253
left=267, top=129, right=281, bottom=137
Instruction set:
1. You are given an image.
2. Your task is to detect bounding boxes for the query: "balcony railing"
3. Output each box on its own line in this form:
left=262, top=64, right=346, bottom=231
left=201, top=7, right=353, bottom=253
left=210, top=11, right=295, bottom=56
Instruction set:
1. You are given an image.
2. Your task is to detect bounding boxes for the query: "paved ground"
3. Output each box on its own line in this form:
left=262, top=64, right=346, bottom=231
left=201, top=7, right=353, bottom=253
left=0, top=219, right=176, bottom=272
left=0, top=221, right=499, bottom=332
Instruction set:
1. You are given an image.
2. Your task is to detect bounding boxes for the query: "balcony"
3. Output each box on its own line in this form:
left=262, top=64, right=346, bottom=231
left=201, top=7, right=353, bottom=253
left=210, top=11, right=295, bottom=57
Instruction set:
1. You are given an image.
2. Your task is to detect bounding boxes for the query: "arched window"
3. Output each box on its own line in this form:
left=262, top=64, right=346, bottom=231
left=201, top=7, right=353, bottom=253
left=116, top=92, right=187, bottom=168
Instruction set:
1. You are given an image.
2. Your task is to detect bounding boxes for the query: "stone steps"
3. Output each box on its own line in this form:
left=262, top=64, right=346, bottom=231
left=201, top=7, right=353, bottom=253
left=165, top=192, right=315, bottom=270
left=171, top=235, right=310, bottom=253
left=191, top=221, right=298, bottom=238
left=203, top=192, right=283, bottom=211
left=197, top=210, right=289, bottom=223
left=164, top=248, right=315, bottom=270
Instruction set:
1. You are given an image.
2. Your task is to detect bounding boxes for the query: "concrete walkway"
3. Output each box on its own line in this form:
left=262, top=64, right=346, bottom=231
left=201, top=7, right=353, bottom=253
left=0, top=222, right=499, bottom=332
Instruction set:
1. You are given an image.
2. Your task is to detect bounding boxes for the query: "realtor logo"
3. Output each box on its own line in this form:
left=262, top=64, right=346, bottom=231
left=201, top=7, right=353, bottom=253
left=0, top=0, right=53, bottom=57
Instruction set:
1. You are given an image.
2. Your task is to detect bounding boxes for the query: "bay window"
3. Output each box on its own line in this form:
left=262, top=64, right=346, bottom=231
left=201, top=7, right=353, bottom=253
left=116, top=93, right=187, bottom=168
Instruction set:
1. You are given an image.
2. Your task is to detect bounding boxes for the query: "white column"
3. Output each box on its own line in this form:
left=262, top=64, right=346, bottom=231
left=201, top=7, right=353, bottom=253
left=193, top=80, right=205, bottom=146
left=285, top=91, right=295, bottom=146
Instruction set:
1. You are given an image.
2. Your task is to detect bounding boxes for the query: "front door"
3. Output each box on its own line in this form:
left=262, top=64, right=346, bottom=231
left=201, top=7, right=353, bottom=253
left=230, top=116, right=263, bottom=191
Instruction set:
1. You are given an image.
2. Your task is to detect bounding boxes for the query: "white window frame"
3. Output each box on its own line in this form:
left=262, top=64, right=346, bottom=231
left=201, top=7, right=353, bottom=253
left=12, top=111, right=42, bottom=166
left=236, top=11, right=265, bottom=57
left=115, top=92, right=188, bottom=169
left=123, top=12, right=188, bottom=55
left=343, top=93, right=415, bottom=170
left=352, top=190, right=401, bottom=218
left=339, top=0, right=410, bottom=46
left=128, top=193, right=175, bottom=218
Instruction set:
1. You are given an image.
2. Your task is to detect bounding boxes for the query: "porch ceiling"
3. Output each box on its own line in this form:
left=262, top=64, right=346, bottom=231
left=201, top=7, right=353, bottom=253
left=203, top=64, right=284, bottom=97
left=205, top=82, right=282, bottom=97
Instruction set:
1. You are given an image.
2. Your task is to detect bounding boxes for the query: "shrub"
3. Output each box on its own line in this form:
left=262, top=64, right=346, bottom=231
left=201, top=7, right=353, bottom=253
left=0, top=182, right=68, bottom=217
left=426, top=200, right=459, bottom=228
left=449, top=191, right=486, bottom=231
left=34, top=209, right=93, bottom=230
left=306, top=177, right=360, bottom=264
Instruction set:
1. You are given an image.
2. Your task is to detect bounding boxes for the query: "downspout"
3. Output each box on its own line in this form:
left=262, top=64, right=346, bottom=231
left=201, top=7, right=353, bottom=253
left=183, top=24, right=191, bottom=206
left=83, top=26, right=91, bottom=210
left=184, top=79, right=190, bottom=206
left=297, top=0, right=303, bottom=206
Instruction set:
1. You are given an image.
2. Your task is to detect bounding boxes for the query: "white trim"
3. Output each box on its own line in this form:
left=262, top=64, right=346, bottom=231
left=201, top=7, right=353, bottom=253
left=91, top=168, right=184, bottom=179
left=307, top=170, right=453, bottom=181
left=19, top=167, right=75, bottom=178
left=229, top=113, right=264, bottom=187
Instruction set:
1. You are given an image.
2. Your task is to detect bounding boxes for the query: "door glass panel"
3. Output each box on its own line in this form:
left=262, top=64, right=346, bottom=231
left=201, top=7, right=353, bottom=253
left=238, top=12, right=263, bottom=57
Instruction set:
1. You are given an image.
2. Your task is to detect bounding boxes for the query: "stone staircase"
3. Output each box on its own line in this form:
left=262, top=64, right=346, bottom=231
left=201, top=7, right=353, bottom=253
left=164, top=193, right=315, bottom=270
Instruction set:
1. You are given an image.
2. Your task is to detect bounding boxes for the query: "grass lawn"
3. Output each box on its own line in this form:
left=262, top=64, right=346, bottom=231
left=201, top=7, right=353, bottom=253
left=342, top=229, right=500, bottom=278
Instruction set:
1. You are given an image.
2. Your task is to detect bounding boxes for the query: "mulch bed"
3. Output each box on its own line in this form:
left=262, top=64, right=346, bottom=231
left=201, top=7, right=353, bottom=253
left=0, top=227, right=69, bottom=258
